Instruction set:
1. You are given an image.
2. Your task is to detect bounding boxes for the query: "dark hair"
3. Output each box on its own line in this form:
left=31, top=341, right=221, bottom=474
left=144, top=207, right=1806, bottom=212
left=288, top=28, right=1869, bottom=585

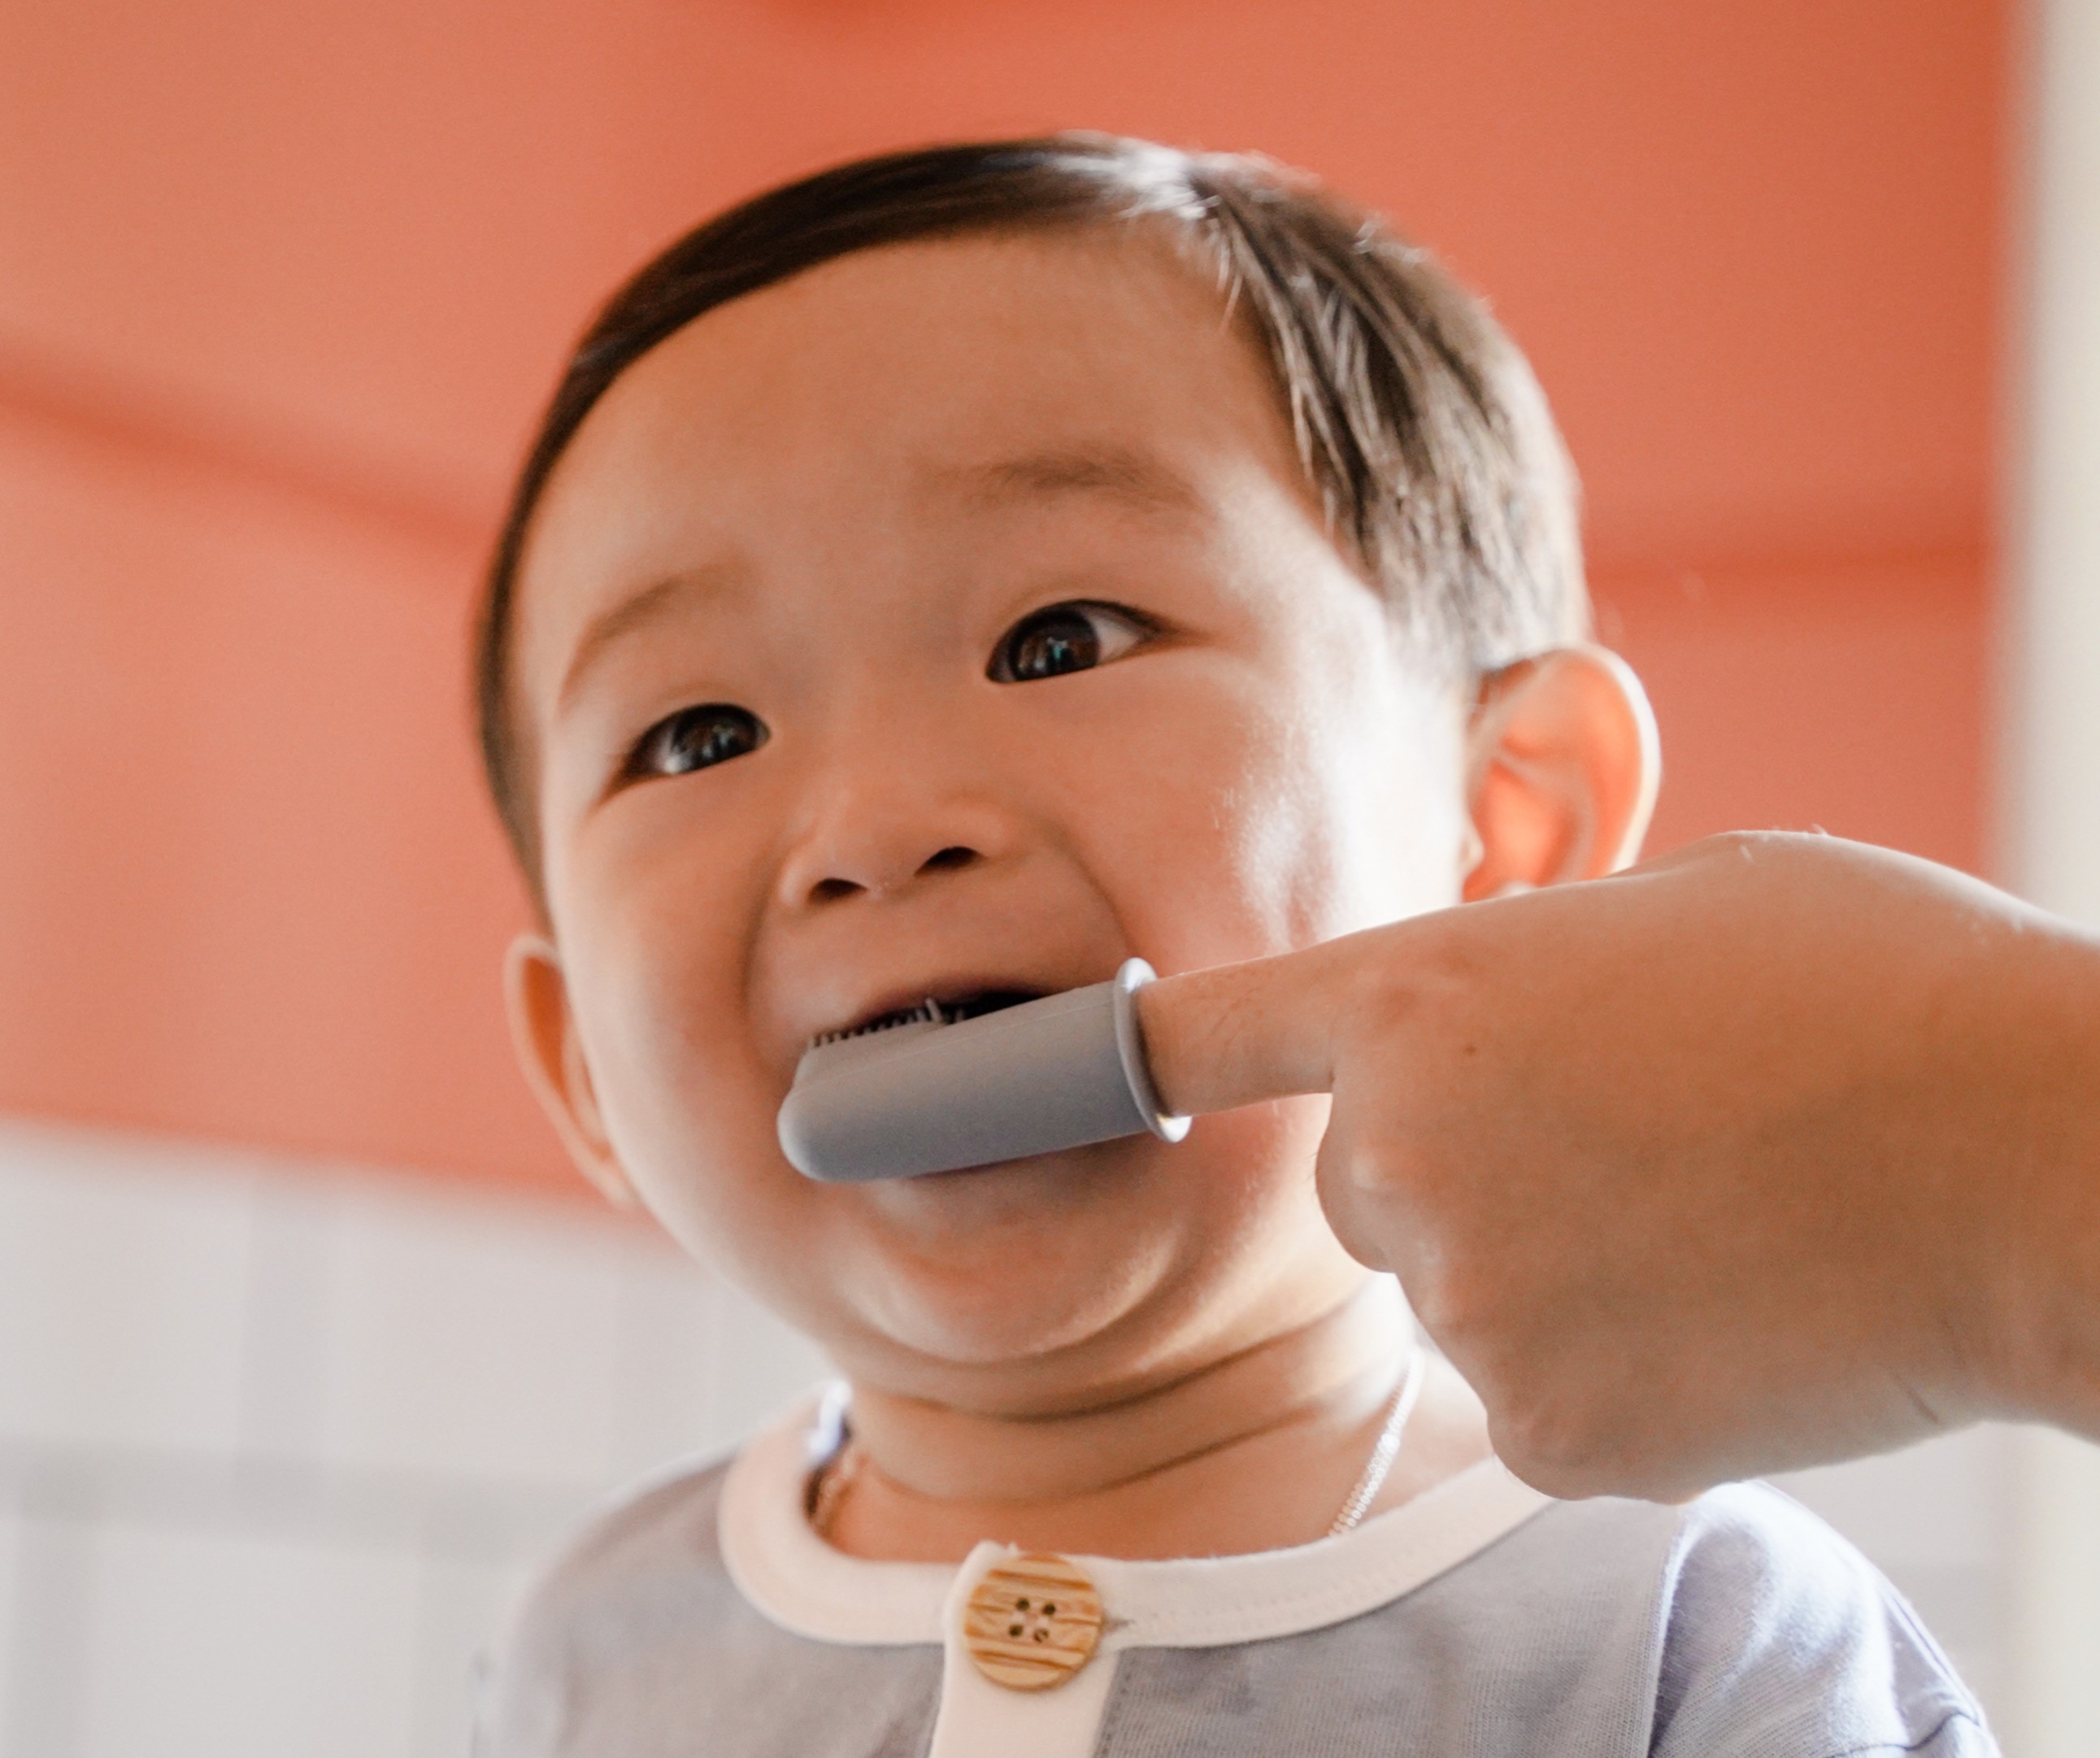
left=476, top=133, right=1586, bottom=881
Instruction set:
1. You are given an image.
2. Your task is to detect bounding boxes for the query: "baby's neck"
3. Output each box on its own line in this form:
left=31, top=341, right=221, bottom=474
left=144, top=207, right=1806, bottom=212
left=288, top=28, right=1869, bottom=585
left=824, top=1280, right=1493, bottom=1562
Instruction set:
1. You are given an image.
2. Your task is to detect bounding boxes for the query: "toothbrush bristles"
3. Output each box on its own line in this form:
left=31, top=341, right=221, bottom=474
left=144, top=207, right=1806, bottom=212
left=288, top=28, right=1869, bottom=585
left=809, top=996, right=957, bottom=1049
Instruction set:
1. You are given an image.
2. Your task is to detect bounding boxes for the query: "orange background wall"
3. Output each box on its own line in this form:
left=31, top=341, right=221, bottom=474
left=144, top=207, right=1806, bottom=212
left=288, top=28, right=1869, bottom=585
left=0, top=0, right=2008, bottom=1194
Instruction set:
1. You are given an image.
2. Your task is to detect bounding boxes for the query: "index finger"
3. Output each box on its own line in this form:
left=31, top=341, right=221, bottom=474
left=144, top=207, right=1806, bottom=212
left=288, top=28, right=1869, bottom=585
left=1136, top=925, right=1399, bottom=1117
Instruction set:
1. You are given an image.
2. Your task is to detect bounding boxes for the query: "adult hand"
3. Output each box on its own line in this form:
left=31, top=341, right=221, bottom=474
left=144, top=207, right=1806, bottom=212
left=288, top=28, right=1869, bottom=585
left=1141, top=832, right=2100, bottom=1499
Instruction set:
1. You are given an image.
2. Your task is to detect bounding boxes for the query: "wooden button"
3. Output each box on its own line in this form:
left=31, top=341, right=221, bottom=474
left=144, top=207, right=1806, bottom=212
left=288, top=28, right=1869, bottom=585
left=962, top=1552, right=1104, bottom=1691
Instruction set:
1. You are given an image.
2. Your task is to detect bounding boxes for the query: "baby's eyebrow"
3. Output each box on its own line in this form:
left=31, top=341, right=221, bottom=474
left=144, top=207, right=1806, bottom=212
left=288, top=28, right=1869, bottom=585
left=556, top=564, right=741, bottom=719
left=950, top=446, right=1203, bottom=518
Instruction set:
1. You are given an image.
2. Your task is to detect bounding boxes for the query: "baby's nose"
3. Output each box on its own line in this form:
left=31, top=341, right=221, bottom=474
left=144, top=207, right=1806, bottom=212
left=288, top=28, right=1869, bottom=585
left=776, top=782, right=1014, bottom=908
left=801, top=840, right=982, bottom=907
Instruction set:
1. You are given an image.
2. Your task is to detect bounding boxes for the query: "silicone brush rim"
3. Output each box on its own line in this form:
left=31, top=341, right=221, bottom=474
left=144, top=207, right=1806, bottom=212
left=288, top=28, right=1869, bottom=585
left=1111, top=957, right=1191, bottom=1142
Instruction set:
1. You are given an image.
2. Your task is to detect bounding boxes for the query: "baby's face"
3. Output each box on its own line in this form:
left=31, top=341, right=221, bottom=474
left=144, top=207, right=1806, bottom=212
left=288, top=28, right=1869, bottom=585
left=511, top=232, right=1473, bottom=1408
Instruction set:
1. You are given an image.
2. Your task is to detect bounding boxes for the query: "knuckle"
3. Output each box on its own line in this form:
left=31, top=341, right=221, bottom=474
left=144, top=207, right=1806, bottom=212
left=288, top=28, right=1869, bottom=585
left=1483, top=1381, right=1698, bottom=1502
left=1402, top=1233, right=1495, bottom=1334
left=1345, top=933, right=1479, bottom=1042
left=1489, top=1393, right=1606, bottom=1491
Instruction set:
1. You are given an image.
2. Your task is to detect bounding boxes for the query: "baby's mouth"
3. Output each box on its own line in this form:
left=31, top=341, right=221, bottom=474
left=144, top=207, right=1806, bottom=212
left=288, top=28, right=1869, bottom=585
left=811, top=987, right=1045, bottom=1051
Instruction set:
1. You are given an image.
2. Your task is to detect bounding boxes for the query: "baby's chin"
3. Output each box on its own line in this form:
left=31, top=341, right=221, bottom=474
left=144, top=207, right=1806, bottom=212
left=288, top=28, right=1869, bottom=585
left=847, top=1249, right=1176, bottom=1382
left=818, top=1129, right=1334, bottom=1392
left=816, top=1144, right=1197, bottom=1373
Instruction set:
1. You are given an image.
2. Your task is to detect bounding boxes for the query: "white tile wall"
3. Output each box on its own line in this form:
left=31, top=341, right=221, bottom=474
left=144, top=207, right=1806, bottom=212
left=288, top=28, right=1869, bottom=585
left=317, top=1185, right=634, bottom=1485
left=1, top=1506, right=95, bottom=1757
left=0, top=1118, right=830, bottom=1758
left=0, top=1504, right=18, bottom=1745
left=74, top=1525, right=424, bottom=1758
left=234, top=1177, right=341, bottom=1459
left=0, top=1115, right=2041, bottom=1752
left=693, top=1275, right=834, bottom=1457
left=593, top=1227, right=831, bottom=1482
left=604, top=1236, right=731, bottom=1475
left=0, top=1134, right=254, bottom=1455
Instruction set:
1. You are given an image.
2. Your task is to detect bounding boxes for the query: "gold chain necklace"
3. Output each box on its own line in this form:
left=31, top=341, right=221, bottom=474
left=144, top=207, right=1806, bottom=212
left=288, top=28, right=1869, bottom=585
left=1326, top=1343, right=1427, bottom=1537
left=807, top=1432, right=867, bottom=1538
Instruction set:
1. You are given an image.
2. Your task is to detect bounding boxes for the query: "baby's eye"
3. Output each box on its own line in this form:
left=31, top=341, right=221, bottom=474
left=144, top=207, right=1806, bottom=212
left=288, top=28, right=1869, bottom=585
left=626, top=703, right=769, bottom=780
left=989, top=601, right=1153, bottom=684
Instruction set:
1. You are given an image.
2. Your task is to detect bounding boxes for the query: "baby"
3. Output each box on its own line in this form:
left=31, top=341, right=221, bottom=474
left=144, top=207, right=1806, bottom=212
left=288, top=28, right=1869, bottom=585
left=473, top=137, right=1991, bottom=1756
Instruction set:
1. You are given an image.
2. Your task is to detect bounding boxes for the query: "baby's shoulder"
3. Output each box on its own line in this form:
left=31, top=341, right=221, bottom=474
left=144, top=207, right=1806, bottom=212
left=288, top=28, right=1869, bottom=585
left=1535, top=1482, right=1993, bottom=1757
left=522, top=1447, right=738, bottom=1608
left=476, top=1451, right=746, bottom=1751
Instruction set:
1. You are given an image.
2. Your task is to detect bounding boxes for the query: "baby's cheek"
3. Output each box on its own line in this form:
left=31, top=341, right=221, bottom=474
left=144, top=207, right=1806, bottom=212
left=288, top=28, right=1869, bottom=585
left=1156, top=749, right=1376, bottom=964
left=598, top=1021, right=833, bottom=1311
left=1242, top=702, right=1468, bottom=942
left=572, top=931, right=770, bottom=1192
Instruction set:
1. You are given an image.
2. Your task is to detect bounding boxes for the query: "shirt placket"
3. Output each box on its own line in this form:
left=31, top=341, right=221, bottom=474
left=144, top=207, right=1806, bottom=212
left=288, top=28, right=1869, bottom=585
left=926, top=1543, right=1123, bottom=1758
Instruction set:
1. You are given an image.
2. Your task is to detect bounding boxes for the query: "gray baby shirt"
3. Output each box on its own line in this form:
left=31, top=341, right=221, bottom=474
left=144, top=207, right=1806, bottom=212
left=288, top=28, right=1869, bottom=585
left=478, top=1397, right=1993, bottom=1758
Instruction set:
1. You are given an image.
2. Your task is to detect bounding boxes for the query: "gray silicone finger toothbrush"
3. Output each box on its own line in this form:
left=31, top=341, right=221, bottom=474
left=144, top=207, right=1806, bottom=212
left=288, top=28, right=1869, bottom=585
left=776, top=958, right=1190, bottom=1182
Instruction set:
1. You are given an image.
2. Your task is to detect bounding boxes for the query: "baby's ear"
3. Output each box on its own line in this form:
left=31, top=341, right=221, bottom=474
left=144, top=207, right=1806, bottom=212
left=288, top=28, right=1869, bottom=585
left=503, top=934, right=641, bottom=1209
left=1462, top=646, right=1659, bottom=900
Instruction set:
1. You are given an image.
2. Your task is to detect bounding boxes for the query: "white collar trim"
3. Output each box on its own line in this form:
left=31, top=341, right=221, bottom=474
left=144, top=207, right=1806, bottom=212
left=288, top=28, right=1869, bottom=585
left=720, top=1392, right=1553, bottom=1651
